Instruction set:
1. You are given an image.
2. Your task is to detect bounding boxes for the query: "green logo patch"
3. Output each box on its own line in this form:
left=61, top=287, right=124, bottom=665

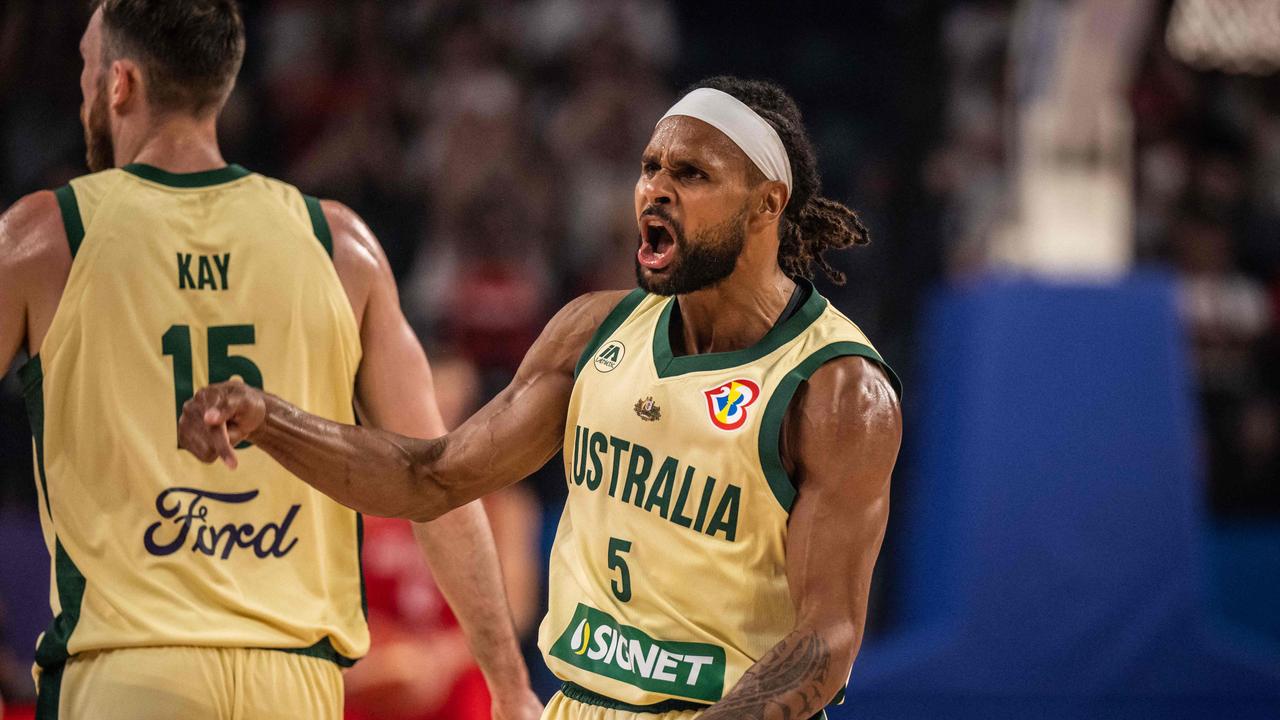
left=550, top=604, right=726, bottom=702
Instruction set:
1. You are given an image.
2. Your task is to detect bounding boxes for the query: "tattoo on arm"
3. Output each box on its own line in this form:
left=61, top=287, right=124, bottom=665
left=700, top=630, right=832, bottom=720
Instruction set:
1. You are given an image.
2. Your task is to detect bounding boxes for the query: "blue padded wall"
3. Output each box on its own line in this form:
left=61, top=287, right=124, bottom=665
left=836, top=273, right=1280, bottom=720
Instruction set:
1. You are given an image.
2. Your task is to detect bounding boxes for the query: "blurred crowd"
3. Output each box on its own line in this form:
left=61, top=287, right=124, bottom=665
left=237, top=0, right=678, bottom=400
left=1132, top=53, right=1280, bottom=515
left=929, top=0, right=1280, bottom=514
left=0, top=0, right=684, bottom=506
left=0, top=0, right=941, bottom=511
left=0, top=0, right=1277, bottom=712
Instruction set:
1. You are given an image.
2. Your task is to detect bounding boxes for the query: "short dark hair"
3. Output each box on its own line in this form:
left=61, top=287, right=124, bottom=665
left=683, top=76, right=870, bottom=284
left=94, top=0, right=245, bottom=115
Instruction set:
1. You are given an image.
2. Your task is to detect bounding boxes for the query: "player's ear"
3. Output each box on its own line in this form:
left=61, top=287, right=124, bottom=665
left=751, top=180, right=788, bottom=228
left=108, top=58, right=141, bottom=113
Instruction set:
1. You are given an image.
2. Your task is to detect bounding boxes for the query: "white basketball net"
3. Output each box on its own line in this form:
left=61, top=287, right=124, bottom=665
left=1166, top=0, right=1280, bottom=75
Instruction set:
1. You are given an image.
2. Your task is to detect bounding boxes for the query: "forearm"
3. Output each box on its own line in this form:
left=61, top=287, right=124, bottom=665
left=412, top=506, right=531, bottom=693
left=250, top=394, right=454, bottom=521
left=700, top=627, right=848, bottom=720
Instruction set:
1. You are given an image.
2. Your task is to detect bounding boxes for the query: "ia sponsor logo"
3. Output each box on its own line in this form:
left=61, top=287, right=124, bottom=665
left=551, top=604, right=725, bottom=702
left=594, top=341, right=625, bottom=373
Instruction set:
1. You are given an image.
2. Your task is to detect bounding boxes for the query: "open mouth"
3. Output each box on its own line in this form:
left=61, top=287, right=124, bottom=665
left=638, top=216, right=677, bottom=270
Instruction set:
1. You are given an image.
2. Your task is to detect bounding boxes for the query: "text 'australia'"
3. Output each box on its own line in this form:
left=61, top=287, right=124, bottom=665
left=570, top=426, right=741, bottom=541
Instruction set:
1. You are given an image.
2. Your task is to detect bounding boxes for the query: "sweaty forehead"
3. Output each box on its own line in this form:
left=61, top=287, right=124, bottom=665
left=644, top=116, right=755, bottom=178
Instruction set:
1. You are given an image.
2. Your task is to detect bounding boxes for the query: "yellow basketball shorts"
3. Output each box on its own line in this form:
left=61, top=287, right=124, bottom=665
left=541, top=683, right=829, bottom=720
left=35, top=646, right=343, bottom=720
left=541, top=690, right=704, bottom=720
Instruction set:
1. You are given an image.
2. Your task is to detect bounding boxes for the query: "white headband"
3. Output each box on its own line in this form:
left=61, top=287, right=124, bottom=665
left=658, top=88, right=793, bottom=192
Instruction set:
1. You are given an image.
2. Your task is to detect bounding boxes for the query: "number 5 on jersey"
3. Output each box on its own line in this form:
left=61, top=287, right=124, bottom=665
left=609, top=537, right=632, bottom=603
left=162, top=324, right=263, bottom=447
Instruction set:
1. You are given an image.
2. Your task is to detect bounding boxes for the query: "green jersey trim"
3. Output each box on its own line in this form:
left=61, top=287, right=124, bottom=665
left=53, top=185, right=85, bottom=259
left=122, top=163, right=252, bottom=188
left=19, top=356, right=51, bottom=519
left=35, top=661, right=63, bottom=719
left=559, top=682, right=709, bottom=713
left=758, top=341, right=901, bottom=511
left=574, top=289, right=648, bottom=379
left=21, top=355, right=89, bottom=673
left=558, top=682, right=828, bottom=719
left=271, top=637, right=359, bottom=668
left=303, top=195, right=334, bottom=258
left=34, top=542, right=88, bottom=671
left=651, top=279, right=828, bottom=378
left=356, top=512, right=368, bottom=620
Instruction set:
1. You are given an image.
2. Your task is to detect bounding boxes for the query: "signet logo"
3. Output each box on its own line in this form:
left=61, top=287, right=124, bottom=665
left=594, top=341, right=626, bottom=373
left=703, top=379, right=760, bottom=431
left=550, top=604, right=726, bottom=702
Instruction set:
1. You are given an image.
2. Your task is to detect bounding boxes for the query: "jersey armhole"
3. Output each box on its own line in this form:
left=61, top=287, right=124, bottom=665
left=54, top=185, right=85, bottom=258
left=302, top=195, right=334, bottom=258
left=572, top=288, right=648, bottom=379
left=757, top=341, right=902, bottom=511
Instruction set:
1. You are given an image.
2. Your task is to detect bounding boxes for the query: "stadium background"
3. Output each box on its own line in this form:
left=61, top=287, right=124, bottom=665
left=1, top=0, right=1278, bottom=717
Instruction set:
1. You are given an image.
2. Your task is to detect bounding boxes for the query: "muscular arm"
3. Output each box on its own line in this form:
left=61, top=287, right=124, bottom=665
left=0, top=191, right=69, bottom=370
left=324, top=201, right=540, bottom=714
left=179, top=276, right=626, bottom=521
left=701, top=356, right=902, bottom=720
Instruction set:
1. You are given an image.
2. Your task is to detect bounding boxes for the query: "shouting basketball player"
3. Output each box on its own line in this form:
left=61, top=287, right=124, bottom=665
left=181, top=77, right=903, bottom=720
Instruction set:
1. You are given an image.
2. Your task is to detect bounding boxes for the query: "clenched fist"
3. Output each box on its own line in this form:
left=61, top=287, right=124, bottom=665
left=179, top=380, right=268, bottom=469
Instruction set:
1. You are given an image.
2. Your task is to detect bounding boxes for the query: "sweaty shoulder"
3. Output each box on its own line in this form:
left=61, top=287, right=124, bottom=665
left=528, top=290, right=635, bottom=379
left=0, top=190, right=67, bottom=265
left=805, top=355, right=901, bottom=425
left=320, top=199, right=385, bottom=327
left=557, top=290, right=634, bottom=334
left=781, top=354, right=903, bottom=483
left=0, top=191, right=73, bottom=355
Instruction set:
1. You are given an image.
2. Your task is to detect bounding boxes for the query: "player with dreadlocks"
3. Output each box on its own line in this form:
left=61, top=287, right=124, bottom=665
left=179, top=76, right=903, bottom=720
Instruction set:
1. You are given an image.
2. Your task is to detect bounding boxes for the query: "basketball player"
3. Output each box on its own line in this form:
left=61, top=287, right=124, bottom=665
left=0, top=2, right=541, bottom=719
left=181, top=77, right=903, bottom=720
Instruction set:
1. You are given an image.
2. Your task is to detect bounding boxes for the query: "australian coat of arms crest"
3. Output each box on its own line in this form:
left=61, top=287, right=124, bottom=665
left=633, top=396, right=661, bottom=422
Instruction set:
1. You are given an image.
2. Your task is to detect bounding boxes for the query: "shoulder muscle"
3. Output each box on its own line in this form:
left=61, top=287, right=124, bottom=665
left=320, top=199, right=386, bottom=328
left=1, top=190, right=68, bottom=268
left=781, top=354, right=902, bottom=485
left=521, top=290, right=633, bottom=380
left=0, top=190, right=72, bottom=359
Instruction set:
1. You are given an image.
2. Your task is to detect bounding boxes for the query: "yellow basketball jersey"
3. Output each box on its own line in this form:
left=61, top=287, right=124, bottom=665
left=19, top=164, right=368, bottom=676
left=537, top=283, right=901, bottom=708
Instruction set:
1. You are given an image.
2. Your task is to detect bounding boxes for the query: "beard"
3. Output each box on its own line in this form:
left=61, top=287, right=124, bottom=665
left=635, top=205, right=748, bottom=296
left=83, top=76, right=114, bottom=173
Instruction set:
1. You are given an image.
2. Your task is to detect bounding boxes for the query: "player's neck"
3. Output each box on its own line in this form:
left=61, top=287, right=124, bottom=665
left=114, top=114, right=226, bottom=173
left=674, top=264, right=796, bottom=358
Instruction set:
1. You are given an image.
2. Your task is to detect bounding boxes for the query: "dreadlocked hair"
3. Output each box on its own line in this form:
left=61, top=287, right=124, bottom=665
left=684, top=76, right=870, bottom=285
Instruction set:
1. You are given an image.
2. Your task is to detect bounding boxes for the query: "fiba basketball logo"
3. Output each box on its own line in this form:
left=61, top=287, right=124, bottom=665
left=703, top=379, right=760, bottom=431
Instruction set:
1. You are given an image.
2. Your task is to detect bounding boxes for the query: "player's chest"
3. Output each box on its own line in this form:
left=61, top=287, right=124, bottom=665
left=573, top=339, right=774, bottom=444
